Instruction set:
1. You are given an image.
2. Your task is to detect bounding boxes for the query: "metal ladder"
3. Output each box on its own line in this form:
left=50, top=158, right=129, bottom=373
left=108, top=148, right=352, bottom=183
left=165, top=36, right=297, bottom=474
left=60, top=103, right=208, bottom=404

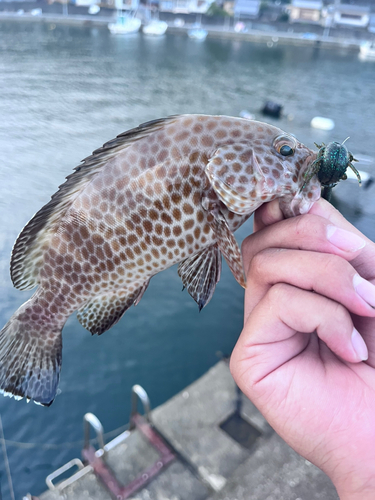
left=45, top=384, right=175, bottom=499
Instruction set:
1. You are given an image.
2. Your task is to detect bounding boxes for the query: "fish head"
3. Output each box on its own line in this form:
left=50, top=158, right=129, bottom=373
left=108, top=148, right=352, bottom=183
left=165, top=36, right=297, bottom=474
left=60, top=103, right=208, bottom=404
left=205, top=122, right=321, bottom=217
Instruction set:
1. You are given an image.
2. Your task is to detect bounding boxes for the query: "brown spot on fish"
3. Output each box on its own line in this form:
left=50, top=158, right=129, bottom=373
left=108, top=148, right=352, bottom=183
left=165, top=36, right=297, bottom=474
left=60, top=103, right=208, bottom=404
left=156, top=166, right=167, bottom=179
left=201, top=135, right=214, bottom=147
left=230, top=129, right=242, bottom=139
left=149, top=209, right=159, bottom=221
left=215, top=129, right=227, bottom=140
left=183, top=203, right=194, bottom=215
left=128, top=234, right=137, bottom=246
left=171, top=193, right=182, bottom=205
left=161, top=213, right=173, bottom=225
left=143, top=220, right=153, bottom=232
left=172, top=208, right=182, bottom=221
left=183, top=219, right=194, bottom=230
left=173, top=226, right=182, bottom=237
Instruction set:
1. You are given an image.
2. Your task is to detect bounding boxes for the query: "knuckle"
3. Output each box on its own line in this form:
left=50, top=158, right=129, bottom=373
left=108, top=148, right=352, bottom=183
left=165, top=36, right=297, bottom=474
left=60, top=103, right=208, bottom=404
left=321, top=296, right=350, bottom=326
left=267, top=282, right=291, bottom=304
left=292, top=213, right=326, bottom=246
left=293, top=213, right=313, bottom=237
left=247, top=248, right=275, bottom=282
left=316, top=252, right=349, bottom=276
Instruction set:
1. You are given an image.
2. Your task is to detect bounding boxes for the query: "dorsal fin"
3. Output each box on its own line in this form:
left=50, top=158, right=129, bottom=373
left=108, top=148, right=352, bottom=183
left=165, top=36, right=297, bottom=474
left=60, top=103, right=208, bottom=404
left=11, top=116, right=176, bottom=290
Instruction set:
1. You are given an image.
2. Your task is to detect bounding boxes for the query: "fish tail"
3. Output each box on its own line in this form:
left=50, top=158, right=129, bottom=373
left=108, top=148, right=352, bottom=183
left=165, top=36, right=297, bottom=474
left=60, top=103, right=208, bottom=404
left=0, top=294, right=63, bottom=406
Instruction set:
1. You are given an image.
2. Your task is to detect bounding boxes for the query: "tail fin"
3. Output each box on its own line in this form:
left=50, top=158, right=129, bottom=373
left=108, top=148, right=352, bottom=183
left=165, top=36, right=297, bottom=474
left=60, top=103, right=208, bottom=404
left=0, top=298, right=62, bottom=406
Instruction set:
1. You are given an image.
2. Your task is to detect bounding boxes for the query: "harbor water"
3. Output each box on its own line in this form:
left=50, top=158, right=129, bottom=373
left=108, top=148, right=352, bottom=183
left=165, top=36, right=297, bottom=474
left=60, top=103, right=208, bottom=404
left=0, top=21, right=375, bottom=498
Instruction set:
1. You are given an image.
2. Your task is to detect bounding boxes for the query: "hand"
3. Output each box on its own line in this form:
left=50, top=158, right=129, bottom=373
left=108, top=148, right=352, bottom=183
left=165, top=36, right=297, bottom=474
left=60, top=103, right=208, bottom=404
left=230, top=198, right=375, bottom=500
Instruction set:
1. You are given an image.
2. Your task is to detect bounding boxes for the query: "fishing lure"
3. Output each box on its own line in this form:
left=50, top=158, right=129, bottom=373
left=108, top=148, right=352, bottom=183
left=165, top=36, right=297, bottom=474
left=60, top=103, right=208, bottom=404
left=303, top=139, right=361, bottom=200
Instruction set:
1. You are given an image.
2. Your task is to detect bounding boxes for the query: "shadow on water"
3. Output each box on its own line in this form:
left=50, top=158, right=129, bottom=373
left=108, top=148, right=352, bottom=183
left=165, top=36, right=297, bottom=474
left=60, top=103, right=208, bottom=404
left=0, top=21, right=374, bottom=497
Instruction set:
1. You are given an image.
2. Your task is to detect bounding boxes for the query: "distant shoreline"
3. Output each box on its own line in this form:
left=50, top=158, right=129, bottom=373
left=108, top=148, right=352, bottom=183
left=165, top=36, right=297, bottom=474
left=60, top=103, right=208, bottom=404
left=0, top=11, right=363, bottom=51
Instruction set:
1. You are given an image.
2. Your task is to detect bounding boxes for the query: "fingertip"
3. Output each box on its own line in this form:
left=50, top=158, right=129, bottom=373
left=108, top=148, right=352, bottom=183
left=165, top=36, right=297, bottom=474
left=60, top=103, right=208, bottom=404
left=351, top=328, right=369, bottom=362
left=254, top=199, right=285, bottom=232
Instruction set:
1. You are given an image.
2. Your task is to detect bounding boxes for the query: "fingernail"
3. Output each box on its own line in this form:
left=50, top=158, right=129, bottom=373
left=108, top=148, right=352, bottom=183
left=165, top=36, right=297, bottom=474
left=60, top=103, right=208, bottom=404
left=353, top=274, right=375, bottom=308
left=327, top=225, right=366, bottom=252
left=351, top=328, right=368, bottom=361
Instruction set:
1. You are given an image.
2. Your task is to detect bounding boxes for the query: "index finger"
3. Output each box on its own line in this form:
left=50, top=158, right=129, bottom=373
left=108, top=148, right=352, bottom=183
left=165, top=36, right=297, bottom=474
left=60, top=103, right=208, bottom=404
left=242, top=211, right=366, bottom=278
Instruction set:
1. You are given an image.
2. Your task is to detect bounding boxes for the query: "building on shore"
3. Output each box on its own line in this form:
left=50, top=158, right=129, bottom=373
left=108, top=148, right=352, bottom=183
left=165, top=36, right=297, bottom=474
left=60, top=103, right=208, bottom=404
left=233, top=0, right=260, bottom=20
left=330, top=3, right=370, bottom=28
left=289, top=0, right=323, bottom=24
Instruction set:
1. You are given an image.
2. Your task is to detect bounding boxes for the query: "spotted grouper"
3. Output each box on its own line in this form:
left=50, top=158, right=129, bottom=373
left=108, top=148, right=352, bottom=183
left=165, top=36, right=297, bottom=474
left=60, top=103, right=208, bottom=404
left=0, top=115, right=321, bottom=405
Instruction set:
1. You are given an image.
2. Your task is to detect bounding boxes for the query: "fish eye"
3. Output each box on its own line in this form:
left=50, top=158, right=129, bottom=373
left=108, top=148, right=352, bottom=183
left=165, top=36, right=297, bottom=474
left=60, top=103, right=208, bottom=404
left=273, top=134, right=296, bottom=157
left=279, top=145, right=294, bottom=156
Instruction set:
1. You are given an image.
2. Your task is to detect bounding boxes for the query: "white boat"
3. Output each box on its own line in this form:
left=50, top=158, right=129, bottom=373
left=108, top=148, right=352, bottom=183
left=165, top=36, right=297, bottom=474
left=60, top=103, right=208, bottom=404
left=359, top=41, right=375, bottom=60
left=188, top=26, right=208, bottom=40
left=108, top=14, right=141, bottom=34
left=188, top=14, right=207, bottom=40
left=143, top=20, right=168, bottom=36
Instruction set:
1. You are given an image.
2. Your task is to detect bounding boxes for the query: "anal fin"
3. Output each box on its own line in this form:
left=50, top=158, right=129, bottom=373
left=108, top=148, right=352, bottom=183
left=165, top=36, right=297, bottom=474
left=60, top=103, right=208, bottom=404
left=77, top=280, right=150, bottom=335
left=178, top=244, right=222, bottom=311
left=206, top=207, right=246, bottom=288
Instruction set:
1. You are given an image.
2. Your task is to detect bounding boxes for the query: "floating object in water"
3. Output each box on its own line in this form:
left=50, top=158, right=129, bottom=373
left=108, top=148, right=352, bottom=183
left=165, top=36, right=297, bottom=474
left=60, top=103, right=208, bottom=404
left=262, top=101, right=283, bottom=118
left=0, top=114, right=321, bottom=406
left=310, top=116, right=335, bottom=131
left=239, top=110, right=255, bottom=120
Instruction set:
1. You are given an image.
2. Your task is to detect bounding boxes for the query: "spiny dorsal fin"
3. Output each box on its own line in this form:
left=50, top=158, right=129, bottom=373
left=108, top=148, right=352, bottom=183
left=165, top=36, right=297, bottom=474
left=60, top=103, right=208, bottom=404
left=10, top=117, right=176, bottom=290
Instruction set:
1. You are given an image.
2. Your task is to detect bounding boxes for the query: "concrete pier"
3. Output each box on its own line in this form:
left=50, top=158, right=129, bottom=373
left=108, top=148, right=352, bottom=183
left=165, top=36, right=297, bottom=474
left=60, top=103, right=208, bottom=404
left=35, top=361, right=339, bottom=500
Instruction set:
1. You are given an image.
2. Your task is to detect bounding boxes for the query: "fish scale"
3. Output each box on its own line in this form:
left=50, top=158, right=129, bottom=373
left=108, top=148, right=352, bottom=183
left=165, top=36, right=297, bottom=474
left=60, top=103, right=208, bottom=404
left=0, top=114, right=321, bottom=405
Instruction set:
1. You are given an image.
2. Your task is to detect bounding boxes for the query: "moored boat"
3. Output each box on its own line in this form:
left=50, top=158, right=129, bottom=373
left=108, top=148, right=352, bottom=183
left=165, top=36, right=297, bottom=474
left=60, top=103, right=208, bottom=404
left=143, top=20, right=168, bottom=36
left=359, top=41, right=375, bottom=60
left=188, top=26, right=208, bottom=40
left=108, top=14, right=141, bottom=34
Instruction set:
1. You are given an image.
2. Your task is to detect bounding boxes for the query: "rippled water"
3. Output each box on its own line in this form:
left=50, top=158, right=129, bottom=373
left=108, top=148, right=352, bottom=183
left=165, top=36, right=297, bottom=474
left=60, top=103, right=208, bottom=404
left=0, top=21, right=375, bottom=498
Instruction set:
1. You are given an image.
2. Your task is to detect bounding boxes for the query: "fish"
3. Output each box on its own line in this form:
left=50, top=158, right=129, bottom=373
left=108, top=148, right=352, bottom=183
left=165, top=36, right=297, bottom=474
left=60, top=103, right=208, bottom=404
left=0, top=114, right=321, bottom=406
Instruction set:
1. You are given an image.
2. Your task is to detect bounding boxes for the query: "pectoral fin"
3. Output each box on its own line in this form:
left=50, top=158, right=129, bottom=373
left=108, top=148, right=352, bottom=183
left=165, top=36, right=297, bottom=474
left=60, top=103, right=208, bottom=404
left=178, top=244, right=222, bottom=311
left=77, top=280, right=150, bottom=335
left=206, top=207, right=246, bottom=288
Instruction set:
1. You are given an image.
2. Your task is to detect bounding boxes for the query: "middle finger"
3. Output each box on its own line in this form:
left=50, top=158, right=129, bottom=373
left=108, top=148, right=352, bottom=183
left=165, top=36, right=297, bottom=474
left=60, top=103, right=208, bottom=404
left=244, top=248, right=375, bottom=322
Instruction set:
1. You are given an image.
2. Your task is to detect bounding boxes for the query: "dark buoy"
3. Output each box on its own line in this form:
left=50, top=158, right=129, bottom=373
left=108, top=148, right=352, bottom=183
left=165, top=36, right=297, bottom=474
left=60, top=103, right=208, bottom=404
left=262, top=101, right=283, bottom=118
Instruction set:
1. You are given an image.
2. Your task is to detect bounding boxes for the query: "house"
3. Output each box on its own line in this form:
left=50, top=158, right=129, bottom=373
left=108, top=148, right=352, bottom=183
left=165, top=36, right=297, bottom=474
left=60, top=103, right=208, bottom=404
left=233, top=0, right=260, bottom=19
left=289, top=0, right=323, bottom=24
left=332, top=4, right=370, bottom=28
left=159, top=0, right=213, bottom=13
